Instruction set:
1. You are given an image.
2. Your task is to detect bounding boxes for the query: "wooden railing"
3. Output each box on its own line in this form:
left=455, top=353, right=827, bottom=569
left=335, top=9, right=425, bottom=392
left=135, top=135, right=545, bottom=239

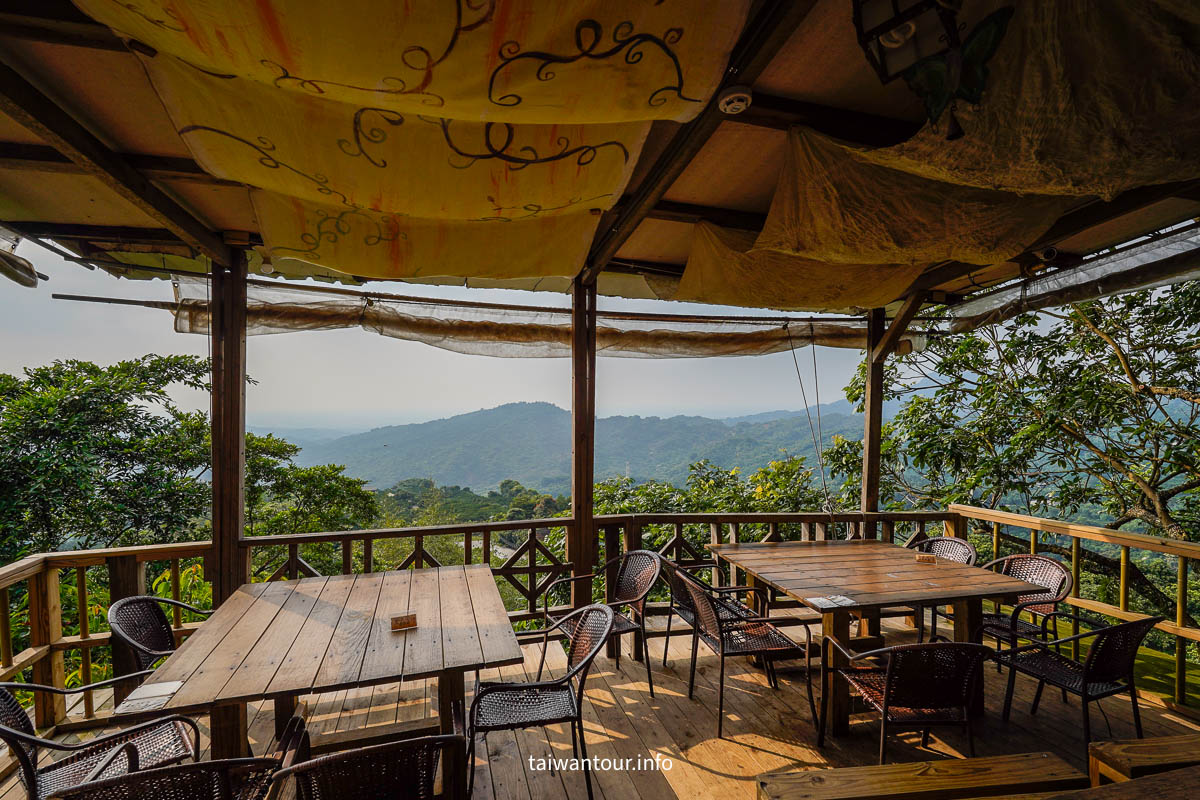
left=2, top=504, right=1193, bottom=744
left=950, top=504, right=1199, bottom=708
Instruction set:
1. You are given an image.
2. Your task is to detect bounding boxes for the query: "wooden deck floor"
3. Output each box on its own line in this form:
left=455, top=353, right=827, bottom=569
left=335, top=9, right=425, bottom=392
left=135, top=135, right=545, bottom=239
left=5, top=616, right=1199, bottom=800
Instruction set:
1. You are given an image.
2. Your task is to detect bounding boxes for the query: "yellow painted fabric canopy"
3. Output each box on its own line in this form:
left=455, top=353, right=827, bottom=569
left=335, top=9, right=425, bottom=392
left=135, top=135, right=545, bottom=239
left=74, top=0, right=750, bottom=286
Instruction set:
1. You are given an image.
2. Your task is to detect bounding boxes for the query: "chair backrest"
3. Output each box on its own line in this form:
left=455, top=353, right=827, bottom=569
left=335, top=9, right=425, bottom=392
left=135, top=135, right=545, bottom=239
left=661, top=560, right=705, bottom=617
left=992, top=554, right=1071, bottom=615
left=679, top=571, right=723, bottom=646
left=914, top=536, right=977, bottom=565
left=1083, top=616, right=1164, bottom=686
left=273, top=735, right=462, bottom=800
left=562, top=603, right=615, bottom=677
left=107, top=597, right=177, bottom=670
left=50, top=758, right=279, bottom=800
left=0, top=687, right=40, bottom=797
left=884, top=642, right=993, bottom=713
left=614, top=550, right=663, bottom=610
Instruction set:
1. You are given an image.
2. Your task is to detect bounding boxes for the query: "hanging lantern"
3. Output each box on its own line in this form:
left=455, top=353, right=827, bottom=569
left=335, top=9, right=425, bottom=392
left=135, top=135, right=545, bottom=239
left=853, top=1, right=1014, bottom=140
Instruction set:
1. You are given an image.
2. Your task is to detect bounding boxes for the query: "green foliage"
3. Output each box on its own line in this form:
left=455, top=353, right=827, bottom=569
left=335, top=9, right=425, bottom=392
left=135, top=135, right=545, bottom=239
left=0, top=356, right=211, bottom=559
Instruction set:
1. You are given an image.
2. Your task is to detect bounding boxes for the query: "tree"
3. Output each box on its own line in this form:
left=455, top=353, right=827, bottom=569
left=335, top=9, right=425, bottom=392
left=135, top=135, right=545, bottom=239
left=0, top=356, right=210, bottom=557
left=828, top=283, right=1200, bottom=541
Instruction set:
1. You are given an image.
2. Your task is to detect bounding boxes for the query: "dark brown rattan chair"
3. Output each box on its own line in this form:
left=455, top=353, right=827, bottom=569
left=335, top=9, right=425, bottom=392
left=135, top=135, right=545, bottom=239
left=978, top=554, right=1072, bottom=665
left=107, top=596, right=212, bottom=671
left=817, top=639, right=993, bottom=764
left=995, top=614, right=1163, bottom=762
left=906, top=536, right=978, bottom=642
left=49, top=758, right=279, bottom=800
left=0, top=680, right=199, bottom=800
left=681, top=571, right=817, bottom=738
left=469, top=603, right=614, bottom=800
left=272, top=735, right=463, bottom=800
left=544, top=550, right=662, bottom=696
left=660, top=559, right=766, bottom=667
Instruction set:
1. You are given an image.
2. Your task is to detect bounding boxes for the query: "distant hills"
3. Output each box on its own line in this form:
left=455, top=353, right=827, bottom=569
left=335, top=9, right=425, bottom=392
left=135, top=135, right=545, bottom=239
left=289, top=401, right=880, bottom=494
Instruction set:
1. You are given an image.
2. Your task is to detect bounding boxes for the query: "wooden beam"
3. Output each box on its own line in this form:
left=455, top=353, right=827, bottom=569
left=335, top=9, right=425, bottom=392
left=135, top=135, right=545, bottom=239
left=569, top=277, right=597, bottom=608
left=210, top=253, right=249, bottom=605
left=0, top=58, right=231, bottom=265
left=0, top=142, right=241, bottom=186
left=8, top=221, right=185, bottom=246
left=581, top=0, right=819, bottom=282
left=0, top=3, right=125, bottom=51
left=643, top=199, right=766, bottom=232
left=871, top=293, right=923, bottom=364
left=860, top=308, right=886, bottom=516
left=736, top=92, right=920, bottom=146
left=1029, top=179, right=1200, bottom=255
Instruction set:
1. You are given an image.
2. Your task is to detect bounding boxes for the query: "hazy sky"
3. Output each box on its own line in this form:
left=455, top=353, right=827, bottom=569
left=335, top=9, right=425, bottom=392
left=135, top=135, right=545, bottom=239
left=1, top=239, right=865, bottom=431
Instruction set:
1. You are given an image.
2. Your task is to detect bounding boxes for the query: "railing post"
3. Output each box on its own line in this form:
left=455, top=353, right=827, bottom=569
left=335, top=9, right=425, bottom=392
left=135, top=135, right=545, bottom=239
left=1119, top=546, right=1130, bottom=611
left=341, top=540, right=353, bottom=575
left=710, top=523, right=723, bottom=586
left=1071, top=537, right=1081, bottom=659
left=364, top=538, right=374, bottom=572
left=107, top=554, right=146, bottom=705
left=991, top=522, right=1001, bottom=563
left=28, top=566, right=65, bottom=727
left=76, top=566, right=94, bottom=718
left=766, top=522, right=781, bottom=543
left=1029, top=528, right=1038, bottom=555
left=0, top=588, right=12, bottom=670
left=1177, top=556, right=1189, bottom=705
left=881, top=519, right=894, bottom=544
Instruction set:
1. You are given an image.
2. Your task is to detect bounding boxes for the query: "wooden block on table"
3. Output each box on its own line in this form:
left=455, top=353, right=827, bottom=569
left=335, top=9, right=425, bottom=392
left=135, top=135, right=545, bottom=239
left=915, top=553, right=938, bottom=564
left=757, top=752, right=1087, bottom=800
left=1088, top=734, right=1200, bottom=784
left=391, top=613, right=417, bottom=631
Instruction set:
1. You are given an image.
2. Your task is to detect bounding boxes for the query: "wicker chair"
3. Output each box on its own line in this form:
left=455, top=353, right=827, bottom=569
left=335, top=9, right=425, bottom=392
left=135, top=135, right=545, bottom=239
left=995, top=614, right=1163, bottom=761
left=469, top=603, right=614, bottom=800
left=49, top=758, right=279, bottom=800
left=660, top=559, right=766, bottom=667
left=0, top=680, right=199, bottom=800
left=680, top=571, right=816, bottom=738
left=272, top=735, right=463, bottom=800
left=978, top=554, right=1072, bottom=665
left=817, top=639, right=993, bottom=764
left=544, top=550, right=661, bottom=696
left=107, top=596, right=212, bottom=671
left=906, top=537, right=978, bottom=641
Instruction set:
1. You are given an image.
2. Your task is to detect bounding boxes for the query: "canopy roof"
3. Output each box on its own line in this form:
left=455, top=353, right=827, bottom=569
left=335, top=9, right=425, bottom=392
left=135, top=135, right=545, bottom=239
left=2, top=1, right=1199, bottom=313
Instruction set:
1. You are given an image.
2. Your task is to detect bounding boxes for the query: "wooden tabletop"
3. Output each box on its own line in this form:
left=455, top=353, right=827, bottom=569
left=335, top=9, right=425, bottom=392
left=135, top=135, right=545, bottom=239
left=1043, top=763, right=1200, bottom=799
left=710, top=539, right=1044, bottom=613
left=116, top=565, right=524, bottom=715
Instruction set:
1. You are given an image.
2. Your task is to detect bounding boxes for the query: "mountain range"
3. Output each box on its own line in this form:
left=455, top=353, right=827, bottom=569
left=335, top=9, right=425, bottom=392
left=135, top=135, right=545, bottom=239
left=286, top=401, right=891, bottom=494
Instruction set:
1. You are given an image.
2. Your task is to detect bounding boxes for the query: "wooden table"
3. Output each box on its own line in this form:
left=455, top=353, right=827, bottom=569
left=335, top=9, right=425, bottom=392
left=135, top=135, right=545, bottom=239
left=1040, top=763, right=1200, bottom=799
left=1088, top=734, right=1200, bottom=784
left=115, top=565, right=523, bottom=769
left=710, top=540, right=1043, bottom=735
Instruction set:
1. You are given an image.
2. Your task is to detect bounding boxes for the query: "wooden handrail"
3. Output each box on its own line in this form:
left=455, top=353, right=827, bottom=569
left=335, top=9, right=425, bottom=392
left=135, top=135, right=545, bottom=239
left=949, top=504, right=1200, bottom=560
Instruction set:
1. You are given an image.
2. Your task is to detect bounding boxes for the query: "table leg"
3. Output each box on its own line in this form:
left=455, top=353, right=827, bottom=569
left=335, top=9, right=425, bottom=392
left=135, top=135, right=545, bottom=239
left=438, top=669, right=466, bottom=800
left=273, top=693, right=297, bottom=740
left=952, top=597, right=985, bottom=716
left=210, top=701, right=249, bottom=759
left=823, top=609, right=851, bottom=736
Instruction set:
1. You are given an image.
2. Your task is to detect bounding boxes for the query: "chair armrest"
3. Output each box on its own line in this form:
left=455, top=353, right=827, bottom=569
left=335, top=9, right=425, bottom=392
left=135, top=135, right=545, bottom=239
left=80, top=715, right=201, bottom=757
left=710, top=585, right=770, bottom=612
left=154, top=598, right=214, bottom=618
left=823, top=635, right=886, bottom=664
left=81, top=741, right=138, bottom=783
left=980, top=557, right=1006, bottom=571
left=542, top=573, right=596, bottom=615
left=0, top=671, right=155, bottom=696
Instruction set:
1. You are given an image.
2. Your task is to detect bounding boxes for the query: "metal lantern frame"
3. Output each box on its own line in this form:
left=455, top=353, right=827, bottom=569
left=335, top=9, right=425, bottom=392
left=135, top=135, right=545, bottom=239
left=852, top=0, right=963, bottom=84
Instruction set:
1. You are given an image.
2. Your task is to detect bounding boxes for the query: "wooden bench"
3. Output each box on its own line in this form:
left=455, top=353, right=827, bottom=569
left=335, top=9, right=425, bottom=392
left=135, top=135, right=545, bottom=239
left=1088, top=734, right=1200, bottom=784
left=757, top=752, right=1088, bottom=800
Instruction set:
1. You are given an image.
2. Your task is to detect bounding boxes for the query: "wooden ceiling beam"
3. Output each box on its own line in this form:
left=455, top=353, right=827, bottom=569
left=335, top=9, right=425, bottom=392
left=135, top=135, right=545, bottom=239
left=580, top=0, right=819, bottom=284
left=5, top=221, right=185, bottom=246
left=0, top=4, right=125, bottom=51
left=0, top=141, right=243, bottom=186
left=736, top=93, right=921, bottom=146
left=0, top=58, right=231, bottom=265
left=642, top=199, right=766, bottom=232
left=871, top=292, right=923, bottom=364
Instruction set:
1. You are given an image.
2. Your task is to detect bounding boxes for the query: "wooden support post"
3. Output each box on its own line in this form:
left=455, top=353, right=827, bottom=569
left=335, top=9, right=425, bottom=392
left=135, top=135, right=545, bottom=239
left=211, top=253, right=249, bottom=605
left=1177, top=557, right=1189, bottom=705
left=710, top=523, right=723, bottom=586
left=75, top=566, right=93, bottom=717
left=569, top=277, right=597, bottom=609
left=107, top=554, right=146, bottom=704
left=28, top=567, right=64, bottom=727
left=1071, top=537, right=1082, bottom=657
left=1119, top=546, right=1130, bottom=610
left=860, top=308, right=886, bottom=522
